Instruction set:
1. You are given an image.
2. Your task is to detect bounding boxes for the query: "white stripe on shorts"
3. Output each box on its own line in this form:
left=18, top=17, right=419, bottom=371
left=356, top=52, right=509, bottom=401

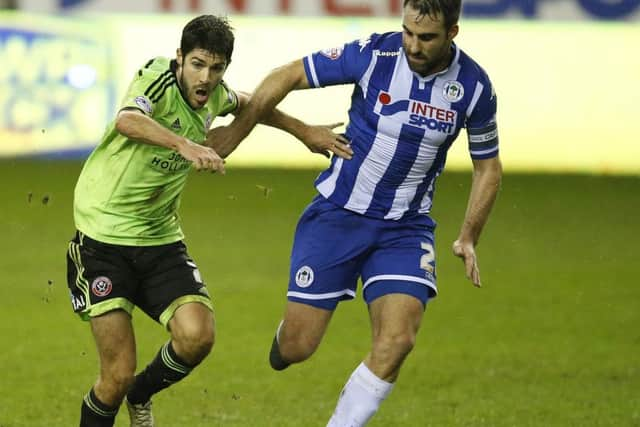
left=362, top=274, right=437, bottom=295
left=287, top=289, right=356, bottom=300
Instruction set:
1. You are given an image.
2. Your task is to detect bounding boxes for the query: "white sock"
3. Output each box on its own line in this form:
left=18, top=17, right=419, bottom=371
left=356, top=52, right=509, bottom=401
left=326, top=362, right=394, bottom=427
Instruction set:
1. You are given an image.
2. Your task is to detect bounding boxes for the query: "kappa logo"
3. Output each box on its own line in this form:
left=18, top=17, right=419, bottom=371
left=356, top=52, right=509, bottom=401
left=374, top=49, right=400, bottom=57
left=91, top=276, right=113, bottom=297
left=295, top=266, right=314, bottom=288
left=358, top=37, right=371, bottom=52
left=171, top=118, right=181, bottom=130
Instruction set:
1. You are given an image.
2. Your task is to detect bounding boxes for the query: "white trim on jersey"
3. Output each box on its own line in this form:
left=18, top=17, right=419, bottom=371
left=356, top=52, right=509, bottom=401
left=358, top=50, right=379, bottom=100
left=306, top=54, right=320, bottom=87
left=317, top=157, right=344, bottom=197
left=362, top=274, right=437, bottom=294
left=466, top=81, right=485, bottom=118
left=287, top=289, right=357, bottom=300
left=470, top=146, right=499, bottom=156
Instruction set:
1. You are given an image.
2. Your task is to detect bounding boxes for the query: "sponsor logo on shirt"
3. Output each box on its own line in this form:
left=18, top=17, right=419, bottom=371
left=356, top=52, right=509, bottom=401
left=151, top=151, right=191, bottom=172
left=378, top=92, right=457, bottom=134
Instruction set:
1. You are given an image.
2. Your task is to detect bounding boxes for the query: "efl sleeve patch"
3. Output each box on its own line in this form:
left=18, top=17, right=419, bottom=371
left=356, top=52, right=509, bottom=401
left=134, top=96, right=153, bottom=115
left=320, top=46, right=344, bottom=60
left=304, top=34, right=376, bottom=87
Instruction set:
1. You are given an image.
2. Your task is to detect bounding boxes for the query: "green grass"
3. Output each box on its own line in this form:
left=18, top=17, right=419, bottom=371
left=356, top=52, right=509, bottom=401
left=0, top=161, right=638, bottom=426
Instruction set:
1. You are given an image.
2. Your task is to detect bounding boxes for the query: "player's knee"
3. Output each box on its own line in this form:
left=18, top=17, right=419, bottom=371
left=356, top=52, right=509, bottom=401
left=193, top=330, right=215, bottom=358
left=174, top=326, right=215, bottom=365
left=279, top=333, right=320, bottom=363
left=374, top=331, right=416, bottom=362
left=188, top=331, right=215, bottom=362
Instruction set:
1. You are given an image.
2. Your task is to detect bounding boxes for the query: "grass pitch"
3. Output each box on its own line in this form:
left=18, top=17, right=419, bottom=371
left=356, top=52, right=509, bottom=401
left=0, top=161, right=638, bottom=426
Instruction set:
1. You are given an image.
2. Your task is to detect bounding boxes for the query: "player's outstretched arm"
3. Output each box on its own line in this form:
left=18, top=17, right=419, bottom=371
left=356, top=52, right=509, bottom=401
left=205, top=59, right=313, bottom=159
left=209, top=91, right=352, bottom=160
left=250, top=89, right=353, bottom=160
left=116, top=109, right=224, bottom=173
left=453, top=156, right=502, bottom=287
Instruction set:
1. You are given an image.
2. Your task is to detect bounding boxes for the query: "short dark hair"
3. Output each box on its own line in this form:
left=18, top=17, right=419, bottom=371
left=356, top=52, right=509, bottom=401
left=181, top=15, right=235, bottom=64
left=403, top=0, right=461, bottom=30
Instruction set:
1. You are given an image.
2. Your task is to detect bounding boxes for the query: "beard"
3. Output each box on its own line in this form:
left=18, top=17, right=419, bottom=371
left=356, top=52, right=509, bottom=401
left=405, top=44, right=452, bottom=76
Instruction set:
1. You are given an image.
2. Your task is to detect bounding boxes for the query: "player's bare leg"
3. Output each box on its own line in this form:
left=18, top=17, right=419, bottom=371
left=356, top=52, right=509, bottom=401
left=327, top=293, right=424, bottom=427
left=169, top=302, right=215, bottom=365
left=365, top=293, right=424, bottom=381
left=269, top=301, right=333, bottom=370
left=80, top=309, right=136, bottom=427
left=126, top=302, right=214, bottom=426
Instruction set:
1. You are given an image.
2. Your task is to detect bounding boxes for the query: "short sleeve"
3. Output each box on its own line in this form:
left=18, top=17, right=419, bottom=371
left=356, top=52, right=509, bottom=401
left=303, top=35, right=376, bottom=88
left=120, top=58, right=173, bottom=119
left=466, top=77, right=499, bottom=160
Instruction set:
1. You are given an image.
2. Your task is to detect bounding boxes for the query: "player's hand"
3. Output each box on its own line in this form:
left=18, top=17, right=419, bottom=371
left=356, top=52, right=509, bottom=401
left=300, top=123, right=353, bottom=160
left=179, top=139, right=226, bottom=174
left=452, top=239, right=481, bottom=287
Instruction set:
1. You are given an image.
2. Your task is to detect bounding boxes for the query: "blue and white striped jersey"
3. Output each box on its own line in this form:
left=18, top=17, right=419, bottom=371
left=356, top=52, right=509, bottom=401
left=303, top=32, right=499, bottom=220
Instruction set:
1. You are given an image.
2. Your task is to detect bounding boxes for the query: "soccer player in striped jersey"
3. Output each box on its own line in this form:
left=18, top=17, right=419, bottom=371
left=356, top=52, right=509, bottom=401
left=208, top=0, right=502, bottom=425
left=66, top=15, right=348, bottom=427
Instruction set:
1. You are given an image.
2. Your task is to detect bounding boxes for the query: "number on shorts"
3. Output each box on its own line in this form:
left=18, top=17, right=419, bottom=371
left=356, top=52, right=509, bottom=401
left=420, top=242, right=435, bottom=274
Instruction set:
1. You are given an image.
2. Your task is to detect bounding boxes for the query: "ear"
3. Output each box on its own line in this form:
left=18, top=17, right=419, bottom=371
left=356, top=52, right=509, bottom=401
left=448, top=24, right=459, bottom=41
left=176, top=48, right=183, bottom=66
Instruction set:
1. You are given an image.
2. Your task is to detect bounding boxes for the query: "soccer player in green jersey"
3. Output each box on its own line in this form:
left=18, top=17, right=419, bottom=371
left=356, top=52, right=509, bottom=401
left=66, top=15, right=351, bottom=427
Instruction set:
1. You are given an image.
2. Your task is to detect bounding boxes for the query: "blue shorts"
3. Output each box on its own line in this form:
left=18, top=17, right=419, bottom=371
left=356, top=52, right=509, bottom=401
left=287, top=196, right=437, bottom=310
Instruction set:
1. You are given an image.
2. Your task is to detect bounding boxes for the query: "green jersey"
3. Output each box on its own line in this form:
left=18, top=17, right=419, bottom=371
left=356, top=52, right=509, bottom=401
left=74, top=57, right=237, bottom=246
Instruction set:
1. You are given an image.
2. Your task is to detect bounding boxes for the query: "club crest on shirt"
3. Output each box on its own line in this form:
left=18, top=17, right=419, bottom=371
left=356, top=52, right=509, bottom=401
left=295, top=266, right=314, bottom=288
left=134, top=96, right=153, bottom=114
left=205, top=113, right=213, bottom=131
left=442, top=81, right=464, bottom=103
left=320, top=47, right=344, bottom=60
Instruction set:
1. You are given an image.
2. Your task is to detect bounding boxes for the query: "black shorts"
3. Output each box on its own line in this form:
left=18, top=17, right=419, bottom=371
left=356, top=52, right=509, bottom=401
left=66, top=231, right=212, bottom=326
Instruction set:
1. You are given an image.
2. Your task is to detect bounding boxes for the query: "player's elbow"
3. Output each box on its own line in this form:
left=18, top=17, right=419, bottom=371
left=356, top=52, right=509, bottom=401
left=115, top=110, right=142, bottom=137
